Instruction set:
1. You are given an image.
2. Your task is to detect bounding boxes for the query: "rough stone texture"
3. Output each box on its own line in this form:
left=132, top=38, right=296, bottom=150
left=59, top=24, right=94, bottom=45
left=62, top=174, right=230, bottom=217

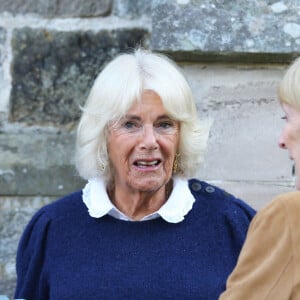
left=0, top=0, right=42, bottom=15
left=0, top=0, right=111, bottom=17
left=52, top=0, right=112, bottom=17
left=152, top=0, right=300, bottom=62
left=183, top=63, right=292, bottom=180
left=0, top=131, right=85, bottom=196
left=10, top=27, right=149, bottom=126
left=181, top=63, right=295, bottom=204
left=113, top=0, right=153, bottom=19
left=0, top=26, right=7, bottom=122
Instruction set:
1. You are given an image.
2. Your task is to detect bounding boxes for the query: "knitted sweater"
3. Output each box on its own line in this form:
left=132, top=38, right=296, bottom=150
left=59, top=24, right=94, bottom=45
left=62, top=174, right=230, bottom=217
left=15, top=179, right=255, bottom=300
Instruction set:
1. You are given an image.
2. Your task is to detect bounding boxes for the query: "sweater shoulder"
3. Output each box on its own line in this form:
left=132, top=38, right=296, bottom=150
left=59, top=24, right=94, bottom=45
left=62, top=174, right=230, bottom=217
left=188, top=178, right=256, bottom=220
left=38, top=190, right=85, bottom=220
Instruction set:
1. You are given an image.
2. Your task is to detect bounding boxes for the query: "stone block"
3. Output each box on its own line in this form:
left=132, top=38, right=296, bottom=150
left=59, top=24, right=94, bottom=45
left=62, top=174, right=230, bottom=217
left=10, top=27, right=149, bottom=126
left=0, top=0, right=41, bottom=15
left=113, top=0, right=153, bottom=19
left=0, top=27, right=8, bottom=122
left=0, top=0, right=111, bottom=17
left=152, top=0, right=300, bottom=62
left=180, top=63, right=294, bottom=184
left=51, top=0, right=111, bottom=17
left=0, top=131, right=85, bottom=196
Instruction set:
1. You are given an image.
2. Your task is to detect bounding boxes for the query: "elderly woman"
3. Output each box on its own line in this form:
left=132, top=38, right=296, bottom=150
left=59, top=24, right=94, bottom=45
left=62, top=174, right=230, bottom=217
left=15, top=49, right=255, bottom=299
left=220, top=58, right=300, bottom=300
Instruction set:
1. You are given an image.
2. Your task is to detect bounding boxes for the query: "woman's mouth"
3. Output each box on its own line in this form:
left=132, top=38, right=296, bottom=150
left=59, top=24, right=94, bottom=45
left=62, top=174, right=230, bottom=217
left=134, top=160, right=161, bottom=168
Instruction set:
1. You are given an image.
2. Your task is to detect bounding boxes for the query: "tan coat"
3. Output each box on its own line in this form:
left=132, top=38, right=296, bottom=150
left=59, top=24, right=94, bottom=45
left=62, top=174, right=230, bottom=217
left=219, top=191, right=300, bottom=300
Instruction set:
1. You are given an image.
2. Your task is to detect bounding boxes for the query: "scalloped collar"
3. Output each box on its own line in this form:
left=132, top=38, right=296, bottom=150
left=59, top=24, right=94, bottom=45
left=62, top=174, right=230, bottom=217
left=82, top=177, right=195, bottom=223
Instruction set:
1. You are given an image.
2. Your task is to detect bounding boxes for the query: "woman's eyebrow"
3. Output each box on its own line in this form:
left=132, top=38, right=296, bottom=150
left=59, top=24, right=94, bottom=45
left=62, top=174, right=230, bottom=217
left=123, top=114, right=173, bottom=121
left=123, top=114, right=141, bottom=121
left=156, top=115, right=173, bottom=120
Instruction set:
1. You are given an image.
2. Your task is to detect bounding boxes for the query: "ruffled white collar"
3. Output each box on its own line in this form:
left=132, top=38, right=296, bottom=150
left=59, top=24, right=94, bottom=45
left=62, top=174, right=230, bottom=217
left=82, top=177, right=195, bottom=223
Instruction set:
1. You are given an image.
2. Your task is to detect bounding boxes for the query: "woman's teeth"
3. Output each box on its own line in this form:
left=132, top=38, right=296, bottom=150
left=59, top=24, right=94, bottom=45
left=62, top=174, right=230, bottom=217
left=136, top=160, right=159, bottom=166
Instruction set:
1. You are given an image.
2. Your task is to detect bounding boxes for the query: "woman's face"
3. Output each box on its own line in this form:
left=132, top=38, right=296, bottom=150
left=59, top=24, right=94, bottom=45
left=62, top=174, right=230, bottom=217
left=107, top=90, right=180, bottom=194
left=278, top=103, right=300, bottom=189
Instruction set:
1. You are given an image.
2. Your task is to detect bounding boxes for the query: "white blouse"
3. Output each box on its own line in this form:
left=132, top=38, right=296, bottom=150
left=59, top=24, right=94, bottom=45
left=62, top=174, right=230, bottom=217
left=82, top=177, right=195, bottom=223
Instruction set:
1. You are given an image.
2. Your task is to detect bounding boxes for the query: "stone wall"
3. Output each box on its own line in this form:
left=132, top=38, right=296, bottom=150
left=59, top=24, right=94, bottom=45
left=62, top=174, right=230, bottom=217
left=0, top=0, right=299, bottom=297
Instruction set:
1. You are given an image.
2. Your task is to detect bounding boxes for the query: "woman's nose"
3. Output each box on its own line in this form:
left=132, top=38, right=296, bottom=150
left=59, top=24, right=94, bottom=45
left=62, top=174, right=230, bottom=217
left=140, top=126, right=158, bottom=150
left=278, top=133, right=287, bottom=149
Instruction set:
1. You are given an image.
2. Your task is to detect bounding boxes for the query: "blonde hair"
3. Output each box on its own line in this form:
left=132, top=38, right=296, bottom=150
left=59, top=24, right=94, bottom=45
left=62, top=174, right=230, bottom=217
left=278, top=57, right=300, bottom=110
left=75, top=48, right=210, bottom=182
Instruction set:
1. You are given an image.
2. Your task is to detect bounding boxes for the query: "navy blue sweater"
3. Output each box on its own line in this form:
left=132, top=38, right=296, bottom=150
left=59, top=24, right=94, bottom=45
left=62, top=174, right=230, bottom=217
left=15, top=179, right=255, bottom=300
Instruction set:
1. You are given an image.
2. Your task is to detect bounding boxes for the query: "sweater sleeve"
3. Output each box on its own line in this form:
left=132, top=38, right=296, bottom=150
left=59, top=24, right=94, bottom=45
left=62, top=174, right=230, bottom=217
left=15, top=209, right=51, bottom=300
left=219, top=195, right=294, bottom=300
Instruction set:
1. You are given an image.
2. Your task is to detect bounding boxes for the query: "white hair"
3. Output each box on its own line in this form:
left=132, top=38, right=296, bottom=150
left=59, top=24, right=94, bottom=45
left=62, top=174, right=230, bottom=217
left=75, top=48, right=211, bottom=183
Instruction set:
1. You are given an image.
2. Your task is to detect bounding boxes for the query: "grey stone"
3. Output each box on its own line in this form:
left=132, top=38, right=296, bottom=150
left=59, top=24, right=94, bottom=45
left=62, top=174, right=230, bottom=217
left=10, top=27, right=149, bottom=126
left=0, top=131, right=85, bottom=196
left=113, top=0, right=153, bottom=19
left=181, top=63, right=293, bottom=183
left=0, top=27, right=7, bottom=124
left=0, top=26, right=5, bottom=53
left=151, top=0, right=300, bottom=62
left=0, top=0, right=111, bottom=17
left=51, top=0, right=112, bottom=17
left=0, top=279, right=15, bottom=299
left=0, top=0, right=41, bottom=15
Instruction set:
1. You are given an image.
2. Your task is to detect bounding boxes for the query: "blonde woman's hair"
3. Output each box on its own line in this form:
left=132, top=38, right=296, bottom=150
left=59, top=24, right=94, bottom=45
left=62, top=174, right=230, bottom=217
left=75, top=48, right=211, bottom=183
left=279, top=57, right=300, bottom=111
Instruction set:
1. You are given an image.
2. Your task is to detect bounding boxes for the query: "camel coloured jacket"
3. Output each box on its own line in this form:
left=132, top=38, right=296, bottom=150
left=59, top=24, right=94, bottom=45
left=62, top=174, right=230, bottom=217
left=219, top=191, right=300, bottom=300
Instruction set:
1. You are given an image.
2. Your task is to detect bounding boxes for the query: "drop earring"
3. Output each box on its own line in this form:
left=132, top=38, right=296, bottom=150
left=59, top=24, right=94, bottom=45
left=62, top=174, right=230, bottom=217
left=173, top=153, right=180, bottom=174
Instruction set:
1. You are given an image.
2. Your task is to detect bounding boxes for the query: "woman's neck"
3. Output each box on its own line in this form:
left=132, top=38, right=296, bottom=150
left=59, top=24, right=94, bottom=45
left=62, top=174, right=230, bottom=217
left=108, top=181, right=173, bottom=220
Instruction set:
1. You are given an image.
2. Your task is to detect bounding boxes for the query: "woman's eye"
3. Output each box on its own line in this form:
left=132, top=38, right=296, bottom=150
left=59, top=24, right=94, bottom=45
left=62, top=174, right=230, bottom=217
left=124, top=121, right=136, bottom=129
left=158, top=121, right=173, bottom=129
left=123, top=120, right=142, bottom=130
left=281, top=115, right=287, bottom=121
